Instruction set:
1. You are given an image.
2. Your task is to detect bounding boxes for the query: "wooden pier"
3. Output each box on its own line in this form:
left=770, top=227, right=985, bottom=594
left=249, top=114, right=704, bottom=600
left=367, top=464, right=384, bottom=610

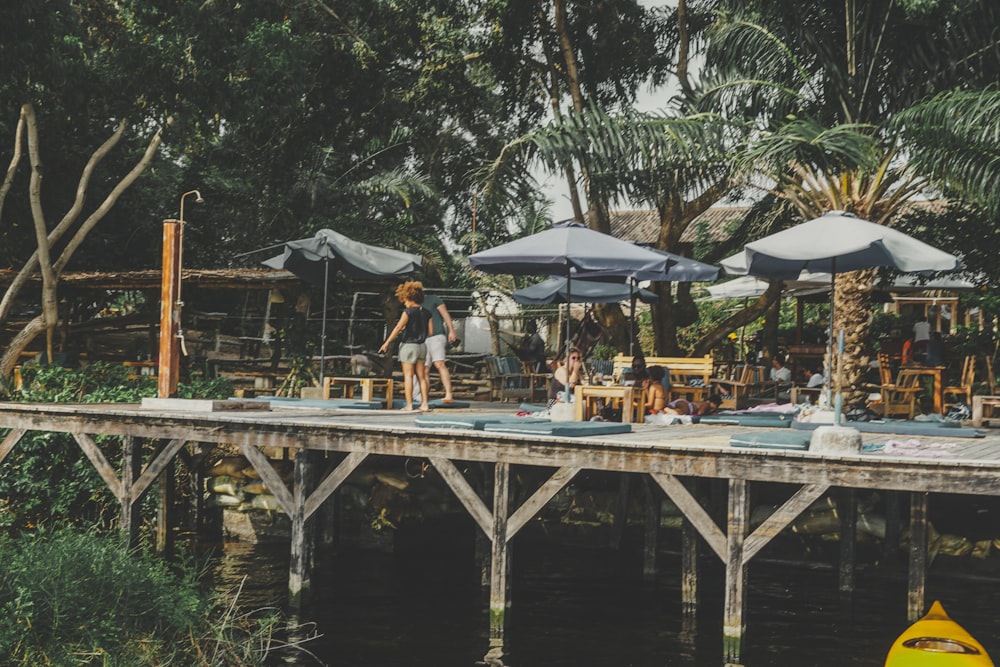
left=0, top=399, right=998, bottom=665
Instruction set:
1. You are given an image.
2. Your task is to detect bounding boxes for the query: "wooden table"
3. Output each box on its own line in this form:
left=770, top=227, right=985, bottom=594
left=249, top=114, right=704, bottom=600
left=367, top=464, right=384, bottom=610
left=897, top=365, right=945, bottom=414
left=323, top=376, right=394, bottom=405
left=972, top=395, right=1000, bottom=427
left=573, top=384, right=645, bottom=423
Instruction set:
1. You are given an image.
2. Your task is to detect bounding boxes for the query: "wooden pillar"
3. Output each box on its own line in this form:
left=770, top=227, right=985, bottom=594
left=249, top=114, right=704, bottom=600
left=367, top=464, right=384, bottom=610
left=476, top=464, right=492, bottom=590
left=723, top=478, right=749, bottom=664
left=158, top=219, right=182, bottom=398
left=610, top=473, right=631, bottom=550
left=838, top=488, right=857, bottom=593
left=883, top=491, right=901, bottom=562
left=643, top=477, right=660, bottom=582
left=156, top=461, right=174, bottom=554
left=907, top=491, right=929, bottom=622
left=487, top=461, right=510, bottom=655
left=120, top=436, right=141, bottom=548
left=682, top=517, right=699, bottom=616
left=289, top=449, right=315, bottom=612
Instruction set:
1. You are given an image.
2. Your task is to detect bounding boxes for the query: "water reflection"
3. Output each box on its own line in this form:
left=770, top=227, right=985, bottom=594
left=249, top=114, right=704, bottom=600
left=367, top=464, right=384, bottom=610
left=205, top=524, right=1000, bottom=667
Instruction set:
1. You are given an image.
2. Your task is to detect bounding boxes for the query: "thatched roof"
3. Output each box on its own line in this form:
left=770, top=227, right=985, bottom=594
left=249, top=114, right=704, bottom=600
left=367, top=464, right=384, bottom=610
left=610, top=206, right=749, bottom=245
left=0, top=268, right=302, bottom=291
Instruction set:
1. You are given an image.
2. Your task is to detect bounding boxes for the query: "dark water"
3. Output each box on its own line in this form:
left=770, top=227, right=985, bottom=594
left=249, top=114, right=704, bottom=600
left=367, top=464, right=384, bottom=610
left=207, top=522, right=1000, bottom=667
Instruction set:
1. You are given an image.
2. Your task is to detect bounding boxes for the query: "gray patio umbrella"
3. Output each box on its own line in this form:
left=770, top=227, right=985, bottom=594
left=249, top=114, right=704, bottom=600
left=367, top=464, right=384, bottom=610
left=512, top=276, right=659, bottom=305
left=469, top=221, right=672, bottom=361
left=262, top=228, right=423, bottom=380
left=720, top=210, right=960, bottom=414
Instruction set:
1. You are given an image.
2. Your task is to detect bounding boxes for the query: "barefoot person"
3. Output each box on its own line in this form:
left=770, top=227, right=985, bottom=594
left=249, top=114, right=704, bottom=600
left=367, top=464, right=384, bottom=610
left=379, top=281, right=432, bottom=412
left=663, top=394, right=722, bottom=416
left=643, top=365, right=669, bottom=414
left=419, top=286, right=458, bottom=403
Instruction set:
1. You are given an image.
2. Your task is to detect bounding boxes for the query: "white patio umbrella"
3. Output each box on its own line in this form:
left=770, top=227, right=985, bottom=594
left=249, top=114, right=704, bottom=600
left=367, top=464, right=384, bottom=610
left=720, top=210, right=961, bottom=415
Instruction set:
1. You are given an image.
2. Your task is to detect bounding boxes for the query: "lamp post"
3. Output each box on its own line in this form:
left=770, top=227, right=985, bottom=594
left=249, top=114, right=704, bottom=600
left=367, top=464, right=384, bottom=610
left=158, top=190, right=203, bottom=398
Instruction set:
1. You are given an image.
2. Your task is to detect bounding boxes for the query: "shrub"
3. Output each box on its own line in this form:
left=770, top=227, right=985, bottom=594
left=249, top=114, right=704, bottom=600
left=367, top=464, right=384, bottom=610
left=0, top=528, right=290, bottom=666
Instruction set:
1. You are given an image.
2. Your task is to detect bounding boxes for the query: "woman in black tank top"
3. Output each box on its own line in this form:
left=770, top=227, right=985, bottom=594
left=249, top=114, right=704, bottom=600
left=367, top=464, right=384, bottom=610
left=379, top=281, right=433, bottom=412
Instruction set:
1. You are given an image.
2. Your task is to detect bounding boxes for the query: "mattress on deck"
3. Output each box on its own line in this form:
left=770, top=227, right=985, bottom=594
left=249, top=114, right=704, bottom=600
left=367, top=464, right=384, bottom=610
left=791, top=419, right=985, bottom=438
left=415, top=414, right=550, bottom=430
left=730, top=430, right=812, bottom=450
left=232, top=396, right=384, bottom=410
left=483, top=421, right=632, bottom=437
left=700, top=412, right=795, bottom=428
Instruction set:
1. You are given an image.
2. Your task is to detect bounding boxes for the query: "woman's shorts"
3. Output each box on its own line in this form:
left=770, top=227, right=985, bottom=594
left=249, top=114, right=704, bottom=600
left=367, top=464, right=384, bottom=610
left=399, top=342, right=427, bottom=364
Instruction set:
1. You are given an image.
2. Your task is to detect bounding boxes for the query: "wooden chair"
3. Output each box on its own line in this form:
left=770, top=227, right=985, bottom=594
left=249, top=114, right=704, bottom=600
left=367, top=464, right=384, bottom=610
left=871, top=354, right=923, bottom=419
left=713, top=364, right=767, bottom=410
left=485, top=356, right=542, bottom=402
left=942, top=354, right=976, bottom=411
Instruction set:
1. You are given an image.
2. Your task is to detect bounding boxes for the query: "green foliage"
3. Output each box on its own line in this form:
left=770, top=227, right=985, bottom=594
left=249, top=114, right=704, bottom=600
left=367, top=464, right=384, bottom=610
left=0, top=527, right=284, bottom=666
left=588, top=344, right=618, bottom=361
left=0, top=364, right=233, bottom=531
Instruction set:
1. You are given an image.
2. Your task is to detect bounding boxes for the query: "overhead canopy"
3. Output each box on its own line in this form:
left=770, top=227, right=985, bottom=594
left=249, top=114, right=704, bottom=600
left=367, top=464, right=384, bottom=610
left=720, top=210, right=960, bottom=280
left=262, top=228, right=423, bottom=284
left=629, top=248, right=720, bottom=283
left=703, top=272, right=978, bottom=300
left=513, top=276, right=659, bottom=305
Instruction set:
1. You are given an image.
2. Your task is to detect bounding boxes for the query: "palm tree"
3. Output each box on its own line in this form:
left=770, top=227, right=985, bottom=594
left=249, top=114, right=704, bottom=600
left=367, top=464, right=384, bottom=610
left=697, top=0, right=1000, bottom=402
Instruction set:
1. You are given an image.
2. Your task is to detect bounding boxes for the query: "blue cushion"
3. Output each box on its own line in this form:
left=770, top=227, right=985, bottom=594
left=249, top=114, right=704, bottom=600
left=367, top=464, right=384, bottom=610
left=791, top=420, right=985, bottom=438
left=233, top=397, right=382, bottom=410
left=483, top=421, right=632, bottom=437
left=414, top=414, right=550, bottom=430
left=700, top=414, right=794, bottom=428
left=730, top=431, right=812, bottom=450
left=427, top=399, right=471, bottom=409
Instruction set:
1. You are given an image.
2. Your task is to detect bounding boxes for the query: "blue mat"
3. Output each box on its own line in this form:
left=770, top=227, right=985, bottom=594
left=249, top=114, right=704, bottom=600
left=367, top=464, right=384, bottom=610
left=518, top=403, right=549, bottom=413
left=730, top=430, right=812, bottom=450
left=427, top=399, right=471, bottom=409
left=483, top=421, right=632, bottom=437
left=415, top=414, right=550, bottom=430
left=791, top=420, right=985, bottom=438
left=232, top=396, right=383, bottom=410
left=700, top=413, right=795, bottom=428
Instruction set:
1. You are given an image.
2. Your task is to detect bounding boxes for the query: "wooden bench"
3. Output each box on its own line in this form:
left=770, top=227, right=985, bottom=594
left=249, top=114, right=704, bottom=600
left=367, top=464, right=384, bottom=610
left=972, top=395, right=1000, bottom=427
left=611, top=354, right=714, bottom=401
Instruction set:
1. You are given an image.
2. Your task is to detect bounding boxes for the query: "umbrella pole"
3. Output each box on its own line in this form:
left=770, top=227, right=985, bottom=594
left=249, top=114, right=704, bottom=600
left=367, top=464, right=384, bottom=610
left=565, top=270, right=573, bottom=364
left=827, top=260, right=838, bottom=422
left=320, top=259, right=329, bottom=384
left=629, top=279, right=637, bottom=356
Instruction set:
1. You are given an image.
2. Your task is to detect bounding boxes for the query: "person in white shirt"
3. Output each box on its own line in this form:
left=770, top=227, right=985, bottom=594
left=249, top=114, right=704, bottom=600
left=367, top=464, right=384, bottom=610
left=806, top=367, right=825, bottom=387
left=770, top=354, right=792, bottom=382
left=912, top=315, right=931, bottom=361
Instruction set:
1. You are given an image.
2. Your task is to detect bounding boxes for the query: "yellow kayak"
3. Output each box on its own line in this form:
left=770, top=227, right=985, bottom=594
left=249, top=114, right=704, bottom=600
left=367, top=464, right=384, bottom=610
left=885, top=601, right=994, bottom=667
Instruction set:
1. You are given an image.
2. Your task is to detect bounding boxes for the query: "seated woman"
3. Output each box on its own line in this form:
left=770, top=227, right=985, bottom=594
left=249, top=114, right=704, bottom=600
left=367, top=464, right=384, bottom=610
left=643, top=366, right=669, bottom=414
left=663, top=394, right=723, bottom=416
left=548, top=347, right=583, bottom=403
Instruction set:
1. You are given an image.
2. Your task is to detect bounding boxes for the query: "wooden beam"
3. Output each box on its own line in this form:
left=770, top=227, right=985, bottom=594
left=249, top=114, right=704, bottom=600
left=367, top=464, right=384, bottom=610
left=72, top=432, right=122, bottom=498
left=839, top=488, right=858, bottom=593
left=506, top=466, right=580, bottom=541
left=158, top=219, right=182, bottom=398
left=651, top=472, right=726, bottom=562
left=0, top=429, right=26, bottom=465
left=289, top=448, right=314, bottom=611
left=723, top=478, right=750, bottom=664
left=304, top=451, right=368, bottom=520
left=130, top=438, right=188, bottom=504
left=239, top=442, right=293, bottom=517
left=610, top=473, right=630, bottom=549
left=742, top=483, right=829, bottom=563
left=120, top=436, right=140, bottom=548
left=430, top=457, right=493, bottom=537
left=488, top=461, right=510, bottom=646
left=644, top=477, right=661, bottom=582
left=908, top=491, right=928, bottom=622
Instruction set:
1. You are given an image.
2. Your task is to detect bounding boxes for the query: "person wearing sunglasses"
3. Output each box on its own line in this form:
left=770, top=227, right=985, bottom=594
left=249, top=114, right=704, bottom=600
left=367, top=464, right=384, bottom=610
left=548, top=348, right=584, bottom=403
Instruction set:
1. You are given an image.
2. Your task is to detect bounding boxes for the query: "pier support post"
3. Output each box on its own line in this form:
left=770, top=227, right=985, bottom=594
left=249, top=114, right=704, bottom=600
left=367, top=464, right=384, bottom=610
left=120, top=435, right=140, bottom=548
left=907, top=491, right=928, bottom=622
left=643, top=477, right=660, bottom=582
left=289, top=449, right=316, bottom=612
left=486, top=461, right=511, bottom=663
left=611, top=473, right=631, bottom=550
left=723, top=478, right=749, bottom=664
left=838, top=488, right=857, bottom=594
left=156, top=460, right=174, bottom=554
left=883, top=491, right=901, bottom=562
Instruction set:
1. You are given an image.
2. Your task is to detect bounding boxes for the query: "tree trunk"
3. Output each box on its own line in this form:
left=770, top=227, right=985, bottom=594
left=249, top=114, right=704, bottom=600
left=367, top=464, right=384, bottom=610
left=834, top=268, right=876, bottom=407
left=0, top=314, right=47, bottom=378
